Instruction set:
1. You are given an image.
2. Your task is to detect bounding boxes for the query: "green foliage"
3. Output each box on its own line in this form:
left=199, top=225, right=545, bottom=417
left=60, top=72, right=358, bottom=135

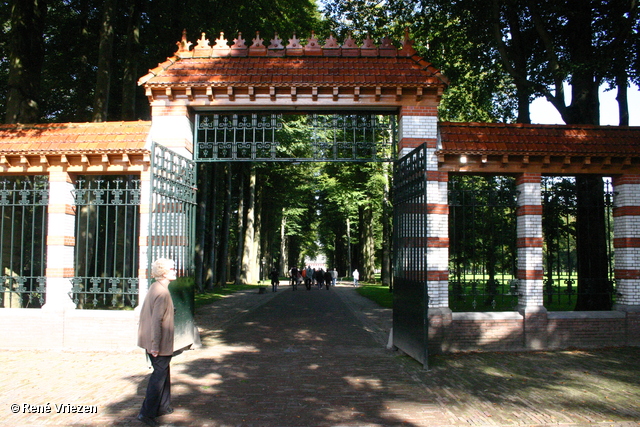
left=2, top=0, right=322, bottom=122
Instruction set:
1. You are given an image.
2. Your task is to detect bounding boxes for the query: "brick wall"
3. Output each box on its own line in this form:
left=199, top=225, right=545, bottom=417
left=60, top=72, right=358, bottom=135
left=0, top=309, right=138, bottom=352
left=429, top=309, right=637, bottom=353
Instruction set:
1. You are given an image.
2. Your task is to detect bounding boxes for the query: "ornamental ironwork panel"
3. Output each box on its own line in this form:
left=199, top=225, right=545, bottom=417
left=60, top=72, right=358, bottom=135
left=70, top=176, right=140, bottom=309
left=148, top=142, right=197, bottom=273
left=195, top=112, right=396, bottom=162
left=393, top=143, right=429, bottom=369
left=0, top=176, right=48, bottom=308
left=149, top=142, right=198, bottom=352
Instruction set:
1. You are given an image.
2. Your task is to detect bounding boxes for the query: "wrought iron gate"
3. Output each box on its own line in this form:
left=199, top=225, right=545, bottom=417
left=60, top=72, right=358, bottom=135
left=393, top=143, right=429, bottom=368
left=149, top=142, right=198, bottom=351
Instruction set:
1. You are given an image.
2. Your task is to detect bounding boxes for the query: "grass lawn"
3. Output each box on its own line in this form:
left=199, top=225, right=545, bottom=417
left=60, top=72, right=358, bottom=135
left=356, top=284, right=393, bottom=308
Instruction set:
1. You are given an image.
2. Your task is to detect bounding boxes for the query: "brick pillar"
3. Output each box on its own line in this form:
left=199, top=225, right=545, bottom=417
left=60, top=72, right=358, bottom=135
left=613, top=175, right=640, bottom=307
left=398, top=106, right=448, bottom=309
left=426, top=171, right=449, bottom=309
left=612, top=175, right=640, bottom=345
left=515, top=173, right=547, bottom=349
left=43, top=171, right=76, bottom=310
left=149, top=104, right=193, bottom=158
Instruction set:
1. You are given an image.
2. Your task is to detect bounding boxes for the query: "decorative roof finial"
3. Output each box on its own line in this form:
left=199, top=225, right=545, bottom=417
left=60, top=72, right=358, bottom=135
left=399, top=28, right=416, bottom=57
left=176, top=29, right=192, bottom=52
left=196, top=32, right=210, bottom=49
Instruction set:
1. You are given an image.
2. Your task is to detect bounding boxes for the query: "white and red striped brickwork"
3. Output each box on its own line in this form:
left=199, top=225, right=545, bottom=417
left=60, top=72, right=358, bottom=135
left=613, top=175, right=640, bottom=307
left=515, top=173, right=544, bottom=309
left=398, top=106, right=449, bottom=309
left=44, top=171, right=77, bottom=310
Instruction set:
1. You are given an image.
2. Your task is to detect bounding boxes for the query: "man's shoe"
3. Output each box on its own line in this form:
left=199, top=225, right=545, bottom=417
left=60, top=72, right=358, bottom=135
left=137, top=414, right=160, bottom=427
left=158, top=407, right=174, bottom=416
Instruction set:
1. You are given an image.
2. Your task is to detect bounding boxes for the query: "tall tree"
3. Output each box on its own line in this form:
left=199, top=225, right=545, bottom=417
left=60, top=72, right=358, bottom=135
left=92, top=0, right=116, bottom=121
left=5, top=0, right=47, bottom=123
left=239, top=165, right=257, bottom=285
left=121, top=0, right=144, bottom=120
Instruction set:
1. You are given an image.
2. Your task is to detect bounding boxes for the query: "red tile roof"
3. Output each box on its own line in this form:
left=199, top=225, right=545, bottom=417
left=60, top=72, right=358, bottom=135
left=140, top=56, right=446, bottom=88
left=438, top=122, right=640, bottom=157
left=0, top=121, right=151, bottom=154
left=138, top=31, right=447, bottom=88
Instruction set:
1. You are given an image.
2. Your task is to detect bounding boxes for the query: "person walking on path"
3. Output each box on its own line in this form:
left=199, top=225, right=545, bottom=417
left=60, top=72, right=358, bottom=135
left=137, top=258, right=176, bottom=427
left=331, top=268, right=338, bottom=287
left=352, top=268, right=359, bottom=287
left=324, top=269, right=332, bottom=290
left=269, top=268, right=279, bottom=292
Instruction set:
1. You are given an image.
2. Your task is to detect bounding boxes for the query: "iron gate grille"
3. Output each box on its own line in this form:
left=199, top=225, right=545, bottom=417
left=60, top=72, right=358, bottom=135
left=393, top=143, right=429, bottom=368
left=0, top=176, right=48, bottom=308
left=448, top=176, right=518, bottom=312
left=70, top=176, right=140, bottom=308
left=194, top=112, right=396, bottom=162
left=541, top=176, right=615, bottom=309
left=148, top=142, right=197, bottom=276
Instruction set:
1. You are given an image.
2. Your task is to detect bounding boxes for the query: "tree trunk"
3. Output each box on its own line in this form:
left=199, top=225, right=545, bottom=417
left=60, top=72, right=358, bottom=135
left=574, top=176, right=611, bottom=310
left=346, top=217, right=352, bottom=276
left=360, top=204, right=376, bottom=282
left=381, top=162, right=393, bottom=287
left=92, top=0, right=116, bottom=122
left=233, top=167, right=246, bottom=285
left=74, top=0, right=93, bottom=121
left=616, top=71, right=630, bottom=126
left=5, top=0, right=47, bottom=124
left=217, top=164, right=233, bottom=286
left=563, top=1, right=610, bottom=310
left=279, top=208, right=288, bottom=275
left=250, top=183, right=262, bottom=284
left=195, top=163, right=209, bottom=293
left=121, top=0, right=144, bottom=120
left=206, top=163, right=219, bottom=290
left=239, top=165, right=256, bottom=284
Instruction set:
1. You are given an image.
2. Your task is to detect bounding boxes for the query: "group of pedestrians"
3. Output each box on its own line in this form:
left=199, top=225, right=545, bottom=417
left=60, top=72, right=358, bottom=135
left=284, top=266, right=339, bottom=291
left=268, top=266, right=361, bottom=292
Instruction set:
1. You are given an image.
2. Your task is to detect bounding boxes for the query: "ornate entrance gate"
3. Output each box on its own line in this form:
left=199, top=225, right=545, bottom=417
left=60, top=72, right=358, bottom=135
left=393, top=144, right=429, bottom=368
left=149, top=142, right=198, bottom=350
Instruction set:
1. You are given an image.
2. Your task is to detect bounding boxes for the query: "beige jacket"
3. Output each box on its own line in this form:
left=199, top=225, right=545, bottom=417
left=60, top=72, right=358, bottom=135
left=137, top=282, right=174, bottom=356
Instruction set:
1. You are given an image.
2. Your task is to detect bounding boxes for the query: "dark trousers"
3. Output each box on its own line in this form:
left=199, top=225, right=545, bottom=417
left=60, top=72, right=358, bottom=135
left=140, top=354, right=172, bottom=418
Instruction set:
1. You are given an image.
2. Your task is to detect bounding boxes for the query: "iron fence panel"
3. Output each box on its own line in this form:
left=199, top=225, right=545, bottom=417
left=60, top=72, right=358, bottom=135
left=0, top=177, right=48, bottom=308
left=448, top=176, right=518, bottom=312
left=541, top=176, right=615, bottom=310
left=70, top=176, right=140, bottom=309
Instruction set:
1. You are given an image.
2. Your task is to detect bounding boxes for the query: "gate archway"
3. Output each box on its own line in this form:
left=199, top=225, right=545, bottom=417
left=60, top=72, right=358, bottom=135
left=139, top=30, right=446, bottom=368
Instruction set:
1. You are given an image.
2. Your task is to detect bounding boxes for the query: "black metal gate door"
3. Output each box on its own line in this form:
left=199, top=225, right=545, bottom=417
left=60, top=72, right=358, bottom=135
left=393, top=143, right=429, bottom=368
left=149, top=142, right=199, bottom=352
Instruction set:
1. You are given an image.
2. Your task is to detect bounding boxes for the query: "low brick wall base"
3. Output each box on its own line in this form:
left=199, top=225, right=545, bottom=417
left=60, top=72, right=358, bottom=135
left=0, top=308, right=138, bottom=352
left=429, top=306, right=640, bottom=354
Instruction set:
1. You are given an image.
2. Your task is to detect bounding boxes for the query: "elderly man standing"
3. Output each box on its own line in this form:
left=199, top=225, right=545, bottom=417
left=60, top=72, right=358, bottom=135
left=137, top=258, right=176, bottom=427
